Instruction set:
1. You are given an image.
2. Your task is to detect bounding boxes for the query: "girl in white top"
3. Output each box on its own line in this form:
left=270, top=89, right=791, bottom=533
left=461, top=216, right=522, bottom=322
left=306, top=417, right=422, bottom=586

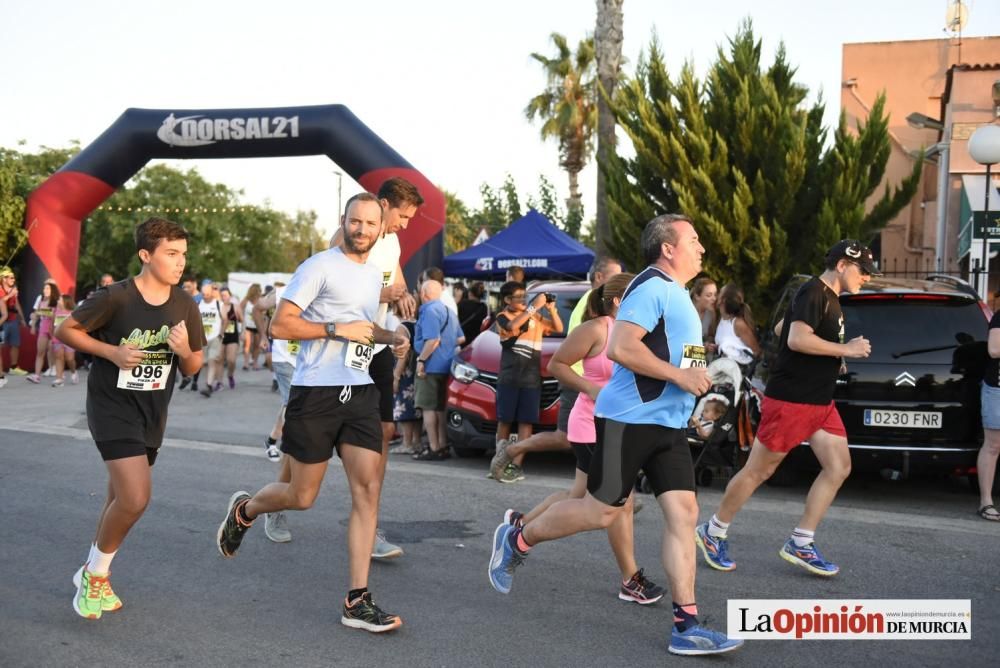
left=714, top=283, right=760, bottom=367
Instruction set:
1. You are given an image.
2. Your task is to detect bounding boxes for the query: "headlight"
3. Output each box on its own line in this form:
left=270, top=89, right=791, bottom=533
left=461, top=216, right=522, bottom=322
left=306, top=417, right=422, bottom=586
left=452, top=359, right=478, bottom=384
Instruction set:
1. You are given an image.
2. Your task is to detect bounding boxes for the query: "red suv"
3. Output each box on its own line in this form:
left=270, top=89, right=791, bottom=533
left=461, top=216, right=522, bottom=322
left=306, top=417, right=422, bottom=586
left=445, top=281, right=589, bottom=456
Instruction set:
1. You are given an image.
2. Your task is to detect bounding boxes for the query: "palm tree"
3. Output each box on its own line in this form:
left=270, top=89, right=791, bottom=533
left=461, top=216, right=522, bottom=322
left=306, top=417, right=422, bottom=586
left=525, top=33, right=597, bottom=235
left=594, top=0, right=624, bottom=255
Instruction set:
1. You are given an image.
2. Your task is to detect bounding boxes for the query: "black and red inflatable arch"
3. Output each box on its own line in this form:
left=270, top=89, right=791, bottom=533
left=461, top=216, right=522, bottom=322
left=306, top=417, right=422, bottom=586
left=20, top=103, right=444, bottom=311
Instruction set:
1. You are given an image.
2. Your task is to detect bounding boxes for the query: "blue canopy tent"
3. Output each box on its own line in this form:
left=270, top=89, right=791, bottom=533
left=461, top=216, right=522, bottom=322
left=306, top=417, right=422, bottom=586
left=443, top=209, right=594, bottom=279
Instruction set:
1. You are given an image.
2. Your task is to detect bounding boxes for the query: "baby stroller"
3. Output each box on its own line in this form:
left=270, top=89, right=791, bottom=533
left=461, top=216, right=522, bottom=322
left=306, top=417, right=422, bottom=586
left=687, top=357, right=762, bottom=487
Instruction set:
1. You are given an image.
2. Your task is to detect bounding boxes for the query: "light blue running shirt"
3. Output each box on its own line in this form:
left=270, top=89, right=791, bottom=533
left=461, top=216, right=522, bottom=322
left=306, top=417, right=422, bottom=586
left=594, top=266, right=704, bottom=429
left=281, top=246, right=383, bottom=387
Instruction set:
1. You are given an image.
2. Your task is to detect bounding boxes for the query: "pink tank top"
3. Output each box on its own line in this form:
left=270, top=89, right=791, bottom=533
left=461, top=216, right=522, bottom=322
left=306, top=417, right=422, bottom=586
left=567, top=316, right=613, bottom=444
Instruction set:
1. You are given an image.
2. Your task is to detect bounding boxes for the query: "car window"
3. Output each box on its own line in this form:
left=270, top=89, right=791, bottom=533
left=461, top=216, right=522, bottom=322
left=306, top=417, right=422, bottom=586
left=842, top=298, right=988, bottom=364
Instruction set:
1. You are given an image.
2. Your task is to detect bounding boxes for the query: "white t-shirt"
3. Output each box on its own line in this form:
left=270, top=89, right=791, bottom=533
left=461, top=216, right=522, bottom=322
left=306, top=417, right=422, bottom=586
left=366, top=232, right=401, bottom=354
left=440, top=288, right=459, bottom=316
left=281, top=246, right=383, bottom=387
left=199, top=298, right=223, bottom=341
left=270, top=286, right=297, bottom=367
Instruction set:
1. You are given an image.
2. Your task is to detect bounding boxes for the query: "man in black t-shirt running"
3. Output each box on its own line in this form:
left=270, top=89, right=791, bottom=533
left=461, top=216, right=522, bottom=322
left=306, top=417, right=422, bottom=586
left=696, top=240, right=875, bottom=578
left=55, top=218, right=205, bottom=619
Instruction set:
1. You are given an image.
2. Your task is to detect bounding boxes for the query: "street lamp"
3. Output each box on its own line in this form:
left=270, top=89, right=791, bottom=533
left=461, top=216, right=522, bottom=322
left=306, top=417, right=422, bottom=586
left=333, top=170, right=344, bottom=222
left=968, top=123, right=1000, bottom=299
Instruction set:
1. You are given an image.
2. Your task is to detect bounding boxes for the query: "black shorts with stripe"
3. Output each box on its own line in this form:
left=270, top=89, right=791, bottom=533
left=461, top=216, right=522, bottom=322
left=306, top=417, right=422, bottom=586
left=587, top=417, right=695, bottom=506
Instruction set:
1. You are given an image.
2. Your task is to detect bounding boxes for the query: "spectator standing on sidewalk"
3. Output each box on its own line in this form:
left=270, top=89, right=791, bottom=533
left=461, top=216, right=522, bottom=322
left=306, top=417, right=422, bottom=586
left=1, top=266, right=28, bottom=377
left=977, top=308, right=1000, bottom=521
left=27, top=280, right=60, bottom=383
left=458, top=281, right=488, bottom=348
left=51, top=294, right=79, bottom=386
left=412, top=279, right=463, bottom=460
left=491, top=281, right=563, bottom=482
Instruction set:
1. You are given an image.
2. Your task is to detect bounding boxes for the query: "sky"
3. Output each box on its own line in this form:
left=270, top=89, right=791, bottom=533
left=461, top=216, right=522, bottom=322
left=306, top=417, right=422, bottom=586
left=2, top=0, right=998, bottom=239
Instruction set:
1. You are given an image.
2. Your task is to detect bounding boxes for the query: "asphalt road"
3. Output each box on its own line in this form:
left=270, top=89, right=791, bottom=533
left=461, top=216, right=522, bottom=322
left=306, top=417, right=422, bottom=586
left=1, top=367, right=997, bottom=666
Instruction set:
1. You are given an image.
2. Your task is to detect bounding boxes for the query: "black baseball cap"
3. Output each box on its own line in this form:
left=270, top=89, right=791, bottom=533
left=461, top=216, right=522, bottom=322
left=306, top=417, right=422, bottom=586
left=826, top=239, right=881, bottom=276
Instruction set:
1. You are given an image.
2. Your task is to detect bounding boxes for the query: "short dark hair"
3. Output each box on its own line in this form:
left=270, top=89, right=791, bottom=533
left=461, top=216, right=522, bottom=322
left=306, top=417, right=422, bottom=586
left=469, top=281, right=486, bottom=300
left=500, top=281, right=525, bottom=302
left=506, top=265, right=525, bottom=282
left=377, top=177, right=424, bottom=208
left=641, top=214, right=690, bottom=265
left=453, top=282, right=468, bottom=300
left=421, top=266, right=445, bottom=284
left=343, top=192, right=383, bottom=221
left=135, top=218, right=189, bottom=254
left=589, top=256, right=623, bottom=279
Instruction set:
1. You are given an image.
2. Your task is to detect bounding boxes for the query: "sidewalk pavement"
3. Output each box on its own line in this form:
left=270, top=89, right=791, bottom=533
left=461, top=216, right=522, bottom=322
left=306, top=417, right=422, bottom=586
left=0, top=362, right=286, bottom=450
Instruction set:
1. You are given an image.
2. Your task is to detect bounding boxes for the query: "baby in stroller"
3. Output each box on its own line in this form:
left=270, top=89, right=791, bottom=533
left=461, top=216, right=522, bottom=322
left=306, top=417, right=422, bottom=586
left=687, top=358, right=759, bottom=485
left=688, top=397, right=729, bottom=440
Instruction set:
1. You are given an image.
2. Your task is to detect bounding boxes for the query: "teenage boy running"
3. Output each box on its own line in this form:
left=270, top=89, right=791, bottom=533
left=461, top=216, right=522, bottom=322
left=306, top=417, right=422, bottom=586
left=55, top=218, right=204, bottom=619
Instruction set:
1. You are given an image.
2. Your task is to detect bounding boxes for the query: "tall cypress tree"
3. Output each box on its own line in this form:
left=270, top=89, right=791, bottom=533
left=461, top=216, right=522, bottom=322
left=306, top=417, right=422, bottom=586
left=605, top=21, right=921, bottom=311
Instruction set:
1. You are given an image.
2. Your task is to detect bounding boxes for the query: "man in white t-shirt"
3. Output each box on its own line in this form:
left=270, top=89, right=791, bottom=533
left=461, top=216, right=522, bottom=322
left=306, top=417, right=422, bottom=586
left=328, top=177, right=423, bottom=560
left=217, top=193, right=409, bottom=633
left=197, top=279, right=225, bottom=397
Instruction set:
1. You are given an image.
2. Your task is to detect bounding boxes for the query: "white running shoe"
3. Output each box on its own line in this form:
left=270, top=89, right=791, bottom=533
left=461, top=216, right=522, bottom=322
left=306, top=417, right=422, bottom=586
left=371, top=529, right=403, bottom=560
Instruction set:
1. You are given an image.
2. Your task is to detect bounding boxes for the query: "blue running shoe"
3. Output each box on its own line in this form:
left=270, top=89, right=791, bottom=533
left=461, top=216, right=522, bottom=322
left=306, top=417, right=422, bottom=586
left=779, top=539, right=839, bottom=576
left=488, top=523, right=525, bottom=594
left=695, top=523, right=735, bottom=572
left=669, top=624, right=744, bottom=655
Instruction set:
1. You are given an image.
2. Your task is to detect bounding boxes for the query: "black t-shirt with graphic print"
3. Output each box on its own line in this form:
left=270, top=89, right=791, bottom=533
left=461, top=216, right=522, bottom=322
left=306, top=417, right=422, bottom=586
left=73, top=279, right=205, bottom=447
left=765, top=277, right=845, bottom=405
left=985, top=312, right=1000, bottom=388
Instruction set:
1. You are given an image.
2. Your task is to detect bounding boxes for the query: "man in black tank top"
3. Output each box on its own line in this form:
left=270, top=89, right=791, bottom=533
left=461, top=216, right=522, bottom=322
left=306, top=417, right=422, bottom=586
left=697, top=240, right=876, bottom=578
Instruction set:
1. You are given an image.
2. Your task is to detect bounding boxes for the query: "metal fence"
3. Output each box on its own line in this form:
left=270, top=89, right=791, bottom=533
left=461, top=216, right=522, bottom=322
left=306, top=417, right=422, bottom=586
left=879, top=256, right=996, bottom=301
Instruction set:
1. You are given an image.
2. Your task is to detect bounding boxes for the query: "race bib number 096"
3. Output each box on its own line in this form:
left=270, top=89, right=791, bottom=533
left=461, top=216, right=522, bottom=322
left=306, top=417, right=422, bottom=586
left=117, top=351, right=174, bottom=391
left=344, top=342, right=374, bottom=372
left=679, top=344, right=707, bottom=369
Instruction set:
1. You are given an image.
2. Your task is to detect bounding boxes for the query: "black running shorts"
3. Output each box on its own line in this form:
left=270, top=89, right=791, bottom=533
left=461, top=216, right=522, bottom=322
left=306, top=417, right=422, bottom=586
left=587, top=418, right=695, bottom=505
left=95, top=439, right=160, bottom=466
left=368, top=347, right=395, bottom=422
left=557, top=387, right=578, bottom=433
left=280, top=385, right=383, bottom=463
left=571, top=441, right=596, bottom=474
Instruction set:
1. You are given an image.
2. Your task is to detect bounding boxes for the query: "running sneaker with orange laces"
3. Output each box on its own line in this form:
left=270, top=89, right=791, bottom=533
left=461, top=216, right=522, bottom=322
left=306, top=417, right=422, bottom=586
left=72, top=569, right=109, bottom=619
left=73, top=565, right=122, bottom=612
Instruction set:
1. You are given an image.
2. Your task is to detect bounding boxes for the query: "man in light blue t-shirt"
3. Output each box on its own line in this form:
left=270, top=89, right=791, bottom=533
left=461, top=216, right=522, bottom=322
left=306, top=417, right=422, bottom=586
left=488, top=215, right=742, bottom=657
left=216, top=193, right=409, bottom=634
left=413, top=279, right=464, bottom=460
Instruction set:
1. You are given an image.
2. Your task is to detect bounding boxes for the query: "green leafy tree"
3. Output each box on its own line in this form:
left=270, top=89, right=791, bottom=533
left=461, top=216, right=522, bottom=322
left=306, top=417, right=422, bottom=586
left=526, top=33, right=598, bottom=229
left=605, top=21, right=921, bottom=311
left=0, top=143, right=79, bottom=265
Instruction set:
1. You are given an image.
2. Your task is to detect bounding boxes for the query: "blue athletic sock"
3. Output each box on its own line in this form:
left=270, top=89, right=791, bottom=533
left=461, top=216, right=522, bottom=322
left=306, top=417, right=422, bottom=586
left=673, top=602, right=699, bottom=632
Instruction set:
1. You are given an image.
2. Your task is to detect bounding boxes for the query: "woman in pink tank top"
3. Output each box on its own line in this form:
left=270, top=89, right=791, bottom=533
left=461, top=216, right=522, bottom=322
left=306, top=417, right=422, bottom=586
left=500, top=273, right=667, bottom=604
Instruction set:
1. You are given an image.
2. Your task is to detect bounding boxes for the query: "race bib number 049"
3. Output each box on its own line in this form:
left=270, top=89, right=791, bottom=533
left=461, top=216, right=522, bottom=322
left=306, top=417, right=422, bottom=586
left=117, top=351, right=174, bottom=391
left=679, top=344, right=707, bottom=369
left=344, top=341, right=374, bottom=372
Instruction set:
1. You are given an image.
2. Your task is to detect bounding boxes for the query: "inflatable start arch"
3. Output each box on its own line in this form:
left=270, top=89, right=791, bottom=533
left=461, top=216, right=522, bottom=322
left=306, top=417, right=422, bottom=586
left=21, top=104, right=444, bottom=304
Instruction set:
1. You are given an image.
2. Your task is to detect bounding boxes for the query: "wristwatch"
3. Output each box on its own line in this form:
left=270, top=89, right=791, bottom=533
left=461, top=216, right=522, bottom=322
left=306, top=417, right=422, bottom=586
left=324, top=322, right=337, bottom=339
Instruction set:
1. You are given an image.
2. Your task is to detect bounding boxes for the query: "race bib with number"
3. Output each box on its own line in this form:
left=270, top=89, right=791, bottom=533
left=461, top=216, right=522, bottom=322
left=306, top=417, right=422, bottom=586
left=382, top=271, right=393, bottom=287
left=679, top=344, right=707, bottom=369
left=116, top=350, right=174, bottom=391
left=54, top=314, right=68, bottom=328
left=344, top=341, right=374, bottom=372
left=287, top=340, right=300, bottom=355
left=202, top=317, right=217, bottom=338
left=225, top=322, right=236, bottom=334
